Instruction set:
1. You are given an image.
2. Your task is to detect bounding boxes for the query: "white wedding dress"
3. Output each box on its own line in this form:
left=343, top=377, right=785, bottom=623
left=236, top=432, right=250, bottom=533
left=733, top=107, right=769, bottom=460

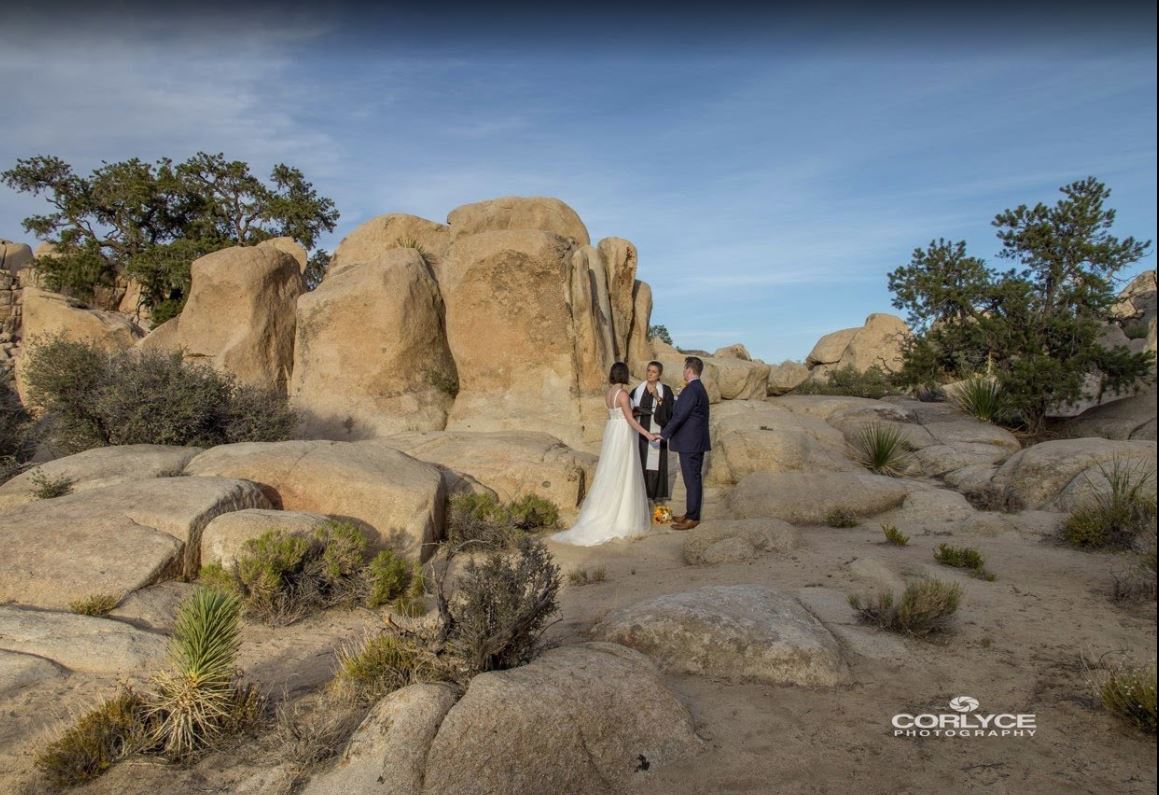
left=552, top=388, right=651, bottom=546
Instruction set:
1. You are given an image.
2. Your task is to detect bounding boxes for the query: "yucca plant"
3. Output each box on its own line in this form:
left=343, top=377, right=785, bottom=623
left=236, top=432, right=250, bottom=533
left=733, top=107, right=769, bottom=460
left=850, top=422, right=912, bottom=477
left=145, top=588, right=258, bottom=759
left=951, top=376, right=1007, bottom=423
left=1063, top=457, right=1157, bottom=550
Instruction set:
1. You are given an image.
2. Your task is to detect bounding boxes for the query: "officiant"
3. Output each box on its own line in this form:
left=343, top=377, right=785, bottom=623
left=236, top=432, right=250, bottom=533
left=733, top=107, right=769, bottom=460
left=631, top=361, right=675, bottom=503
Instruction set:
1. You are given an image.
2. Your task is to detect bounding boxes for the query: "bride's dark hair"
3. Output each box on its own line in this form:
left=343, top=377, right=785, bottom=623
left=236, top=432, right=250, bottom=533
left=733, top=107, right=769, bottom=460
left=608, top=362, right=630, bottom=385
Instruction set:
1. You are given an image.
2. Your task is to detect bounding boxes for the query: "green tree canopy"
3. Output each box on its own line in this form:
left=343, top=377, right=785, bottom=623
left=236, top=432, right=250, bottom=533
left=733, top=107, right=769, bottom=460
left=2, top=153, right=338, bottom=322
left=889, top=178, right=1153, bottom=433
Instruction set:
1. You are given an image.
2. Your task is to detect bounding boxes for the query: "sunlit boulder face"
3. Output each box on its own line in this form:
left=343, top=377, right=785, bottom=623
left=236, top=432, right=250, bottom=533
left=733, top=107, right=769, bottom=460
left=805, top=312, right=911, bottom=381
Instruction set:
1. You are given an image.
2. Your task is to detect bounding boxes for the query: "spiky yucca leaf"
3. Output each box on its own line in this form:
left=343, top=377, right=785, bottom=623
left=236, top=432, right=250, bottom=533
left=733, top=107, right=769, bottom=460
left=169, top=588, right=241, bottom=685
left=850, top=422, right=912, bottom=477
left=951, top=376, right=1006, bottom=423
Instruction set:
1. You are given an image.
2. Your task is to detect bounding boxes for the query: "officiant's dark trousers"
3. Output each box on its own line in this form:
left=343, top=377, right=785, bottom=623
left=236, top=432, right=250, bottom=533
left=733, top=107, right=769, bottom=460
left=680, top=451, right=704, bottom=521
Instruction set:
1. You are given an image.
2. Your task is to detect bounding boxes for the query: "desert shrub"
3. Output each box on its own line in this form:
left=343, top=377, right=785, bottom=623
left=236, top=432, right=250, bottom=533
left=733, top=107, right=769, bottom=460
left=850, top=422, right=912, bottom=476
left=1112, top=565, right=1158, bottom=603
left=1092, top=659, right=1156, bottom=734
left=439, top=537, right=561, bottom=675
left=793, top=364, right=898, bottom=399
left=1122, top=320, right=1150, bottom=340
left=273, top=699, right=366, bottom=770
left=69, top=594, right=119, bottom=616
left=849, top=579, right=962, bottom=637
left=1062, top=458, right=1157, bottom=550
left=950, top=376, right=1007, bottom=423
left=203, top=522, right=422, bottom=623
left=22, top=337, right=297, bottom=454
left=29, top=469, right=75, bottom=499
left=144, top=588, right=260, bottom=760
left=331, top=632, right=447, bottom=705
left=825, top=508, right=859, bottom=528
left=1, top=377, right=34, bottom=483
left=881, top=524, right=910, bottom=546
left=447, top=491, right=560, bottom=548
left=35, top=689, right=148, bottom=788
left=934, top=543, right=995, bottom=580
left=567, top=565, right=608, bottom=585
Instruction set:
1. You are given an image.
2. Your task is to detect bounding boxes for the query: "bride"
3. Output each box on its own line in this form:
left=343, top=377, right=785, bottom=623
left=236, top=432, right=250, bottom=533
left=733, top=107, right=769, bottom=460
left=552, top=362, right=659, bottom=546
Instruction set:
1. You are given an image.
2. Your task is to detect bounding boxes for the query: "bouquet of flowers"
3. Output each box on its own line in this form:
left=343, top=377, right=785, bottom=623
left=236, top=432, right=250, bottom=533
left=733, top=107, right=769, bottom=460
left=652, top=505, right=672, bottom=524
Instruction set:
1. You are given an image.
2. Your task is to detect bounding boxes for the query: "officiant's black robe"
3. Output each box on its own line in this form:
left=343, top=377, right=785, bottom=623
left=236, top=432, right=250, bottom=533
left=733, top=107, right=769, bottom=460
left=635, top=384, right=675, bottom=501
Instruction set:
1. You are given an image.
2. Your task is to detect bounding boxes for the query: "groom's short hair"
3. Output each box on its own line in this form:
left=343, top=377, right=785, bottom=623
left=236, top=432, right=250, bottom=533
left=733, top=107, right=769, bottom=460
left=684, top=356, right=704, bottom=376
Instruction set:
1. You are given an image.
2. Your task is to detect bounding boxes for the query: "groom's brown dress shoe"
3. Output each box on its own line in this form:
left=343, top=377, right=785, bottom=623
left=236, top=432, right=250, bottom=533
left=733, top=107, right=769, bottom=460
left=672, top=514, right=687, bottom=523
left=671, top=519, right=699, bottom=531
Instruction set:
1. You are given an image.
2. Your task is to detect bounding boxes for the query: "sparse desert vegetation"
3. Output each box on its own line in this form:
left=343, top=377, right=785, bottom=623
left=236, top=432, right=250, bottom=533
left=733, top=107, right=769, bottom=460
left=849, top=579, right=963, bottom=637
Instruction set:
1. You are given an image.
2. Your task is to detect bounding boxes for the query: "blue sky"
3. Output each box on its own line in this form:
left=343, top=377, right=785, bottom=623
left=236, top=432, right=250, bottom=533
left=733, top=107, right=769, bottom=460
left=2, top=2, right=1155, bottom=362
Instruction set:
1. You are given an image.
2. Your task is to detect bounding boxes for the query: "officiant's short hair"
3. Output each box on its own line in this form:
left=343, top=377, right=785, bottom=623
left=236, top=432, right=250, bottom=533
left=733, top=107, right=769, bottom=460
left=647, top=361, right=664, bottom=373
left=609, top=362, right=630, bottom=384
left=685, top=356, right=704, bottom=375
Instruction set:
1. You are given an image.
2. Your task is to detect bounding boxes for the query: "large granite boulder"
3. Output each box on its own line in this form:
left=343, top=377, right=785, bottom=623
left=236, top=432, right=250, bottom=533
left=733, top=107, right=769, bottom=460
left=183, top=440, right=446, bottom=560
left=139, top=245, right=303, bottom=394
left=729, top=471, right=910, bottom=524
left=200, top=509, right=334, bottom=570
left=328, top=213, right=452, bottom=279
left=1064, top=386, right=1157, bottom=441
left=290, top=248, right=457, bottom=438
left=805, top=313, right=911, bottom=378
left=0, top=239, right=33, bottom=277
left=767, top=360, right=811, bottom=395
left=0, top=476, right=269, bottom=607
left=594, top=585, right=848, bottom=686
left=682, top=518, right=799, bottom=565
left=0, top=444, right=202, bottom=510
left=0, top=649, right=64, bottom=696
left=706, top=355, right=770, bottom=400
left=0, top=606, right=167, bottom=675
left=379, top=430, right=596, bottom=518
left=447, top=196, right=591, bottom=246
left=990, top=437, right=1157, bottom=511
left=422, top=643, right=698, bottom=795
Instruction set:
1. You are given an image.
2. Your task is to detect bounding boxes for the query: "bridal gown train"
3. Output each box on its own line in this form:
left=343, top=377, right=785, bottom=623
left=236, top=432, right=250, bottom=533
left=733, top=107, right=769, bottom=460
left=552, top=391, right=651, bottom=546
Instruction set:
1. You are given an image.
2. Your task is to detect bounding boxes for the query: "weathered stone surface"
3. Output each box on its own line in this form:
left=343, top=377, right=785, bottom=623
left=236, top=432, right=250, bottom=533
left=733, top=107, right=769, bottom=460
left=0, top=239, right=33, bottom=277
left=291, top=249, right=456, bottom=439
left=594, top=586, right=848, bottom=686
left=729, top=471, right=910, bottom=525
left=626, top=280, right=654, bottom=373
left=447, top=196, right=590, bottom=246
left=328, top=213, right=452, bottom=279
left=423, top=643, right=699, bottom=795
left=846, top=558, right=907, bottom=595
left=990, top=438, right=1157, bottom=511
left=257, top=236, right=308, bottom=272
left=1064, top=386, right=1157, bottom=442
left=107, top=581, right=199, bottom=634
left=379, top=430, right=596, bottom=518
left=793, top=587, right=909, bottom=664
left=303, top=683, right=459, bottom=795
left=0, top=649, right=65, bottom=696
left=441, top=230, right=588, bottom=445
left=567, top=245, right=616, bottom=395
left=705, top=400, right=856, bottom=486
left=0, top=477, right=267, bottom=608
left=201, top=509, right=333, bottom=570
left=0, top=607, right=167, bottom=674
left=806, top=327, right=858, bottom=367
left=597, top=237, right=638, bottom=360
left=140, top=245, right=302, bottom=394
left=767, top=360, right=810, bottom=395
left=0, top=444, right=202, bottom=510
left=706, top=355, right=770, bottom=400
left=713, top=343, right=753, bottom=361
left=804, top=314, right=910, bottom=375
left=184, top=440, right=445, bottom=560
left=682, top=518, right=799, bottom=565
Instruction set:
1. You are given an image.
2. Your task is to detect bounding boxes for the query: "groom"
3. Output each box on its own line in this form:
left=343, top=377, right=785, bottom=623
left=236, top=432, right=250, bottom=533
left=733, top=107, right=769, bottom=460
left=660, top=356, right=711, bottom=531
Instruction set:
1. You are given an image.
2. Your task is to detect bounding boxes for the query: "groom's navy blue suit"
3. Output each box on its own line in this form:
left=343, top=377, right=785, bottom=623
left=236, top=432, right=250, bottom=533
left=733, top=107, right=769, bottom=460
left=661, top=377, right=711, bottom=521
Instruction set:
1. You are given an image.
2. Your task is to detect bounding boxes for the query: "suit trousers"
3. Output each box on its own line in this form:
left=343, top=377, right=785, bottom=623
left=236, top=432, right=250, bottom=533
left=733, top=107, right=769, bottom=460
left=679, top=451, right=705, bottom=521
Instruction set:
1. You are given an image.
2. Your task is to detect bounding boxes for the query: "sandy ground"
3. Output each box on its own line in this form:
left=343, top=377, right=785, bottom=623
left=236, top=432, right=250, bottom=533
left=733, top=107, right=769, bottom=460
left=2, top=480, right=1155, bottom=794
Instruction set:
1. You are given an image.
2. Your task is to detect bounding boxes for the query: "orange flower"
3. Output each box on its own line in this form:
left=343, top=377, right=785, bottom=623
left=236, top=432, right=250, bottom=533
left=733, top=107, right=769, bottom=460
left=652, top=505, right=672, bottom=524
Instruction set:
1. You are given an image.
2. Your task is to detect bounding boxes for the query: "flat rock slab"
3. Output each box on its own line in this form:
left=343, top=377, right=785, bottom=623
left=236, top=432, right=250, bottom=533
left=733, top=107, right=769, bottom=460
left=728, top=471, right=909, bottom=525
left=0, top=607, right=167, bottom=675
left=423, top=642, right=699, bottom=795
left=184, top=440, right=445, bottom=560
left=794, top=587, right=909, bottom=664
left=108, top=581, right=199, bottom=634
left=0, top=477, right=269, bottom=607
left=0, top=445, right=202, bottom=510
left=594, top=585, right=849, bottom=686
left=303, top=684, right=459, bottom=795
left=990, top=438, right=1157, bottom=511
left=201, top=509, right=333, bottom=570
left=0, top=649, right=66, bottom=697
left=682, top=518, right=800, bottom=565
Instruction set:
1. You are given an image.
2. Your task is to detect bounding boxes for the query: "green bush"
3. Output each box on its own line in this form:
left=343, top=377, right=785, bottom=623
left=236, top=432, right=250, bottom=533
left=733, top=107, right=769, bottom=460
left=441, top=537, right=561, bottom=675
left=365, top=549, right=425, bottom=614
left=850, top=422, right=912, bottom=477
left=933, top=543, right=995, bottom=580
left=567, top=566, right=608, bottom=586
left=951, top=376, right=1007, bottom=423
left=793, top=364, right=898, bottom=399
left=1122, top=320, right=1150, bottom=340
left=447, top=491, right=560, bottom=548
left=881, top=524, right=910, bottom=546
left=70, top=594, right=120, bottom=616
left=1062, top=458, right=1157, bottom=550
left=22, top=337, right=297, bottom=454
left=508, top=494, right=560, bottom=530
left=1, top=377, right=34, bottom=483
left=824, top=508, right=859, bottom=528
left=1094, top=660, right=1156, bottom=734
left=35, top=689, right=148, bottom=788
left=331, top=633, right=446, bottom=705
left=28, top=468, right=75, bottom=499
left=849, top=579, right=962, bottom=637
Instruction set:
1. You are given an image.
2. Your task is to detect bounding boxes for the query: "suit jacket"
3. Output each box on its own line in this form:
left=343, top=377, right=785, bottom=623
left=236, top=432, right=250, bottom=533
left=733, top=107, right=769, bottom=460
left=661, top=378, right=711, bottom=453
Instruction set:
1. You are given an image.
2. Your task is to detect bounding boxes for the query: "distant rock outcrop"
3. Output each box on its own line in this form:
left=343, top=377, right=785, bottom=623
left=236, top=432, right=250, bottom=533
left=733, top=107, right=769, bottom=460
left=805, top=312, right=910, bottom=379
